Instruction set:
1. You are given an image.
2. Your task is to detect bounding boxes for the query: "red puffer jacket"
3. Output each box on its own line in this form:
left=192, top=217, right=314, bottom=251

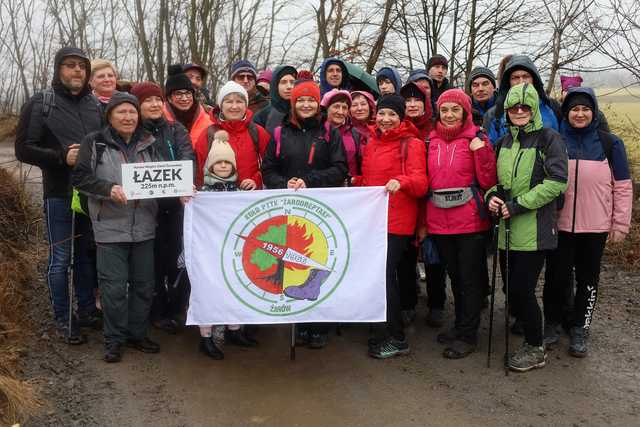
left=425, top=120, right=496, bottom=235
left=356, top=121, right=428, bottom=235
left=194, top=109, right=270, bottom=188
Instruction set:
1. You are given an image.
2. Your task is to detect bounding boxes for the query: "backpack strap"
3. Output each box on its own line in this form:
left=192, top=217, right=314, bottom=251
left=596, top=130, right=614, bottom=168
left=275, top=126, right=283, bottom=158
left=42, top=88, right=56, bottom=118
left=247, top=122, right=262, bottom=167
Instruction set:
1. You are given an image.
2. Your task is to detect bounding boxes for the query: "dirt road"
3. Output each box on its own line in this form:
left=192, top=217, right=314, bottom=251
left=3, top=140, right=639, bottom=427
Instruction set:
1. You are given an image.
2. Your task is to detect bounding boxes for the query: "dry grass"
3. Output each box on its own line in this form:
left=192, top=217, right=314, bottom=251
left=0, top=167, right=44, bottom=424
left=0, top=113, right=18, bottom=142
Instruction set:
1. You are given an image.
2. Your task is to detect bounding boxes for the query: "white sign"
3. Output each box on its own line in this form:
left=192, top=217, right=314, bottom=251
left=184, top=187, right=389, bottom=325
left=122, top=160, right=193, bottom=200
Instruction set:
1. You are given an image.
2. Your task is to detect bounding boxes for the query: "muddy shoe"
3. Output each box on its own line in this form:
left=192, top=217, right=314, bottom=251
left=126, top=337, right=160, bottom=353
left=152, top=318, right=179, bottom=335
left=543, top=323, right=560, bottom=346
left=104, top=343, right=122, bottom=363
left=308, top=333, right=328, bottom=349
left=199, top=337, right=224, bottom=360
left=508, top=342, right=547, bottom=372
left=78, top=310, right=102, bottom=330
left=569, top=327, right=588, bottom=358
left=226, top=329, right=258, bottom=347
left=401, top=309, right=416, bottom=327
left=436, top=327, right=459, bottom=344
left=55, top=318, right=87, bottom=345
left=443, top=339, right=477, bottom=359
left=426, top=308, right=444, bottom=328
left=368, top=337, right=410, bottom=359
left=510, top=319, right=524, bottom=336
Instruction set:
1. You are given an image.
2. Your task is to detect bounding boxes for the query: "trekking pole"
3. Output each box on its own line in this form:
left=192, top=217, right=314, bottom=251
left=504, top=215, right=511, bottom=376
left=67, top=209, right=76, bottom=342
left=290, top=324, right=296, bottom=361
left=487, top=215, right=500, bottom=368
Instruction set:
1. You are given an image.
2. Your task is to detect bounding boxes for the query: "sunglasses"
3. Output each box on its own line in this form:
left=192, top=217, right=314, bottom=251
left=507, top=104, right=532, bottom=114
left=61, top=62, right=87, bottom=70
left=235, top=74, right=255, bottom=81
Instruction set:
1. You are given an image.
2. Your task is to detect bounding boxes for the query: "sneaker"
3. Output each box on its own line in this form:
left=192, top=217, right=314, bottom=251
left=199, top=336, right=224, bottom=360
left=426, top=308, right=444, bottom=328
left=308, top=333, right=328, bottom=349
left=508, top=342, right=547, bottom=372
left=443, top=339, right=477, bottom=359
left=104, top=342, right=122, bottom=363
left=226, top=329, right=258, bottom=347
left=436, top=327, right=458, bottom=344
left=510, top=319, right=524, bottom=336
left=295, top=329, right=310, bottom=346
left=543, top=322, right=560, bottom=346
left=401, top=309, right=416, bottom=327
left=126, top=337, right=160, bottom=353
left=55, top=317, right=86, bottom=345
left=569, top=327, right=588, bottom=358
left=368, top=337, right=410, bottom=359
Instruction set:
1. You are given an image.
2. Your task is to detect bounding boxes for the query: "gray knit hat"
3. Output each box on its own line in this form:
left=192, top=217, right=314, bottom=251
left=466, top=66, right=497, bottom=92
left=105, top=91, right=140, bottom=120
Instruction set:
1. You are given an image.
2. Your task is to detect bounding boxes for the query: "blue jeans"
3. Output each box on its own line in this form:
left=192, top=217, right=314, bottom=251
left=44, top=197, right=97, bottom=322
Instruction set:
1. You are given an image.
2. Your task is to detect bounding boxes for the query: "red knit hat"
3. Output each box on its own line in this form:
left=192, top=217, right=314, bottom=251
left=297, top=70, right=315, bottom=81
left=131, top=81, right=164, bottom=104
left=290, top=80, right=321, bottom=127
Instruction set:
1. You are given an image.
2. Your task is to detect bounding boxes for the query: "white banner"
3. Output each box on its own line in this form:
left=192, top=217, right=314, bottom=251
left=122, top=160, right=193, bottom=200
left=184, top=187, right=389, bottom=325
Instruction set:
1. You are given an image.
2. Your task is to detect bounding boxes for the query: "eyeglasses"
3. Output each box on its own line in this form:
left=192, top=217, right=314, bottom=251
left=172, top=90, right=193, bottom=99
left=61, top=62, right=87, bottom=70
left=235, top=74, right=255, bottom=81
left=507, top=104, right=532, bottom=114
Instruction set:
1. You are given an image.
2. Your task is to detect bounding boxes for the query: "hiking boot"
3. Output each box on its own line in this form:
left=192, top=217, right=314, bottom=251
left=55, top=317, right=86, bottom=345
left=569, top=327, right=588, bottom=358
left=401, top=309, right=416, bottom=327
left=426, top=308, right=444, bottom=328
left=152, top=318, right=179, bottom=335
left=199, top=336, right=224, bottom=360
left=437, top=327, right=459, bottom=344
left=104, top=342, right=122, bottom=363
left=510, top=319, right=524, bottom=336
left=368, top=337, right=410, bottom=359
left=126, top=337, right=160, bottom=353
left=308, top=333, right=328, bottom=349
left=543, top=322, right=560, bottom=346
left=443, top=339, right=477, bottom=359
left=78, top=309, right=102, bottom=330
left=295, top=329, right=310, bottom=346
left=508, top=342, right=547, bottom=372
left=226, top=329, right=258, bottom=347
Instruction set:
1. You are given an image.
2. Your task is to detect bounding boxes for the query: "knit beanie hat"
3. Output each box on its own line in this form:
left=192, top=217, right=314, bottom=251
left=216, top=81, right=249, bottom=106
left=257, top=68, right=273, bottom=84
left=291, top=80, right=321, bottom=107
left=165, top=64, right=194, bottom=96
left=376, top=94, right=406, bottom=121
left=297, top=70, right=315, bottom=81
left=105, top=91, right=140, bottom=121
left=320, top=89, right=352, bottom=108
left=467, top=66, right=497, bottom=91
left=205, top=130, right=237, bottom=174
left=400, top=81, right=426, bottom=104
left=230, top=60, right=257, bottom=80
left=436, top=89, right=472, bottom=118
left=131, top=81, right=163, bottom=104
left=427, top=54, right=448, bottom=70
left=564, top=92, right=594, bottom=114
left=560, top=75, right=583, bottom=92
left=183, top=63, right=208, bottom=80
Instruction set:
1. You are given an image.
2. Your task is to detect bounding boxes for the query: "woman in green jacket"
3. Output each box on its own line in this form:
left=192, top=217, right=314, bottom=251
left=486, top=83, right=568, bottom=373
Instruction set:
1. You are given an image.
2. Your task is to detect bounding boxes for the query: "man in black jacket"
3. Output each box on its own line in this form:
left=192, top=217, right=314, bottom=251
left=15, top=47, right=103, bottom=344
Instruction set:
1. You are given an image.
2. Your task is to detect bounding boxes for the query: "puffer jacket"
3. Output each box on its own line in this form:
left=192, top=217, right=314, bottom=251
left=486, top=83, right=568, bottom=251
left=72, top=127, right=161, bottom=243
left=557, top=87, right=633, bottom=234
left=426, top=116, right=496, bottom=235
left=15, top=47, right=103, bottom=199
left=194, top=109, right=270, bottom=188
left=355, top=121, right=428, bottom=235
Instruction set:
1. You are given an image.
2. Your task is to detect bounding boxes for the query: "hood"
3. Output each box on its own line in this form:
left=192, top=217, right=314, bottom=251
left=372, top=119, right=418, bottom=143
left=52, top=47, right=92, bottom=97
left=505, top=83, right=543, bottom=134
left=376, top=67, right=402, bottom=94
left=319, top=57, right=351, bottom=96
left=400, top=81, right=433, bottom=119
left=561, top=86, right=600, bottom=133
left=350, top=90, right=377, bottom=124
left=495, top=55, right=548, bottom=122
left=269, top=65, right=298, bottom=113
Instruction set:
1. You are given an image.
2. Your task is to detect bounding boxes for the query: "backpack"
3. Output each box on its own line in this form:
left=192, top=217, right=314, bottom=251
left=207, top=122, right=261, bottom=167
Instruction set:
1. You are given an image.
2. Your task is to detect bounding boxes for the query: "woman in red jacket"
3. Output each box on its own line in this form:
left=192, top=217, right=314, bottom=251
left=425, top=89, right=497, bottom=359
left=194, top=81, right=270, bottom=189
left=401, top=81, right=433, bottom=141
left=355, top=94, right=428, bottom=359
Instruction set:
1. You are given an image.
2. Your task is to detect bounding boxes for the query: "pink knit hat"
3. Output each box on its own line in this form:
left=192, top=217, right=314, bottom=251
left=257, top=69, right=273, bottom=84
left=320, top=89, right=352, bottom=108
left=560, top=75, right=583, bottom=92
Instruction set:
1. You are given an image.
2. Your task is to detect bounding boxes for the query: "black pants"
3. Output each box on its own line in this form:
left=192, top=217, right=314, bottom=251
left=151, top=203, right=187, bottom=321
left=433, top=233, right=487, bottom=343
left=544, top=232, right=607, bottom=330
left=375, top=234, right=410, bottom=341
left=425, top=263, right=447, bottom=310
left=398, top=241, right=419, bottom=311
left=500, top=250, right=545, bottom=347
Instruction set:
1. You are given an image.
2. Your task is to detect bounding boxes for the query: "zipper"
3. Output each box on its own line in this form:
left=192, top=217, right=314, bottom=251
left=308, top=141, right=316, bottom=165
left=513, top=150, right=524, bottom=177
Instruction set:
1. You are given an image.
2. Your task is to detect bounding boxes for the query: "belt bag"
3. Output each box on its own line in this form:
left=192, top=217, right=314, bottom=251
left=431, top=187, right=474, bottom=208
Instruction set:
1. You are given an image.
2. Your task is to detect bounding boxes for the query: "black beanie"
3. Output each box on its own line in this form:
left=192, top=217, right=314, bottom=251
left=377, top=94, right=406, bottom=121
left=105, top=92, right=140, bottom=121
left=165, top=64, right=194, bottom=96
left=565, top=93, right=594, bottom=115
left=427, top=54, right=448, bottom=70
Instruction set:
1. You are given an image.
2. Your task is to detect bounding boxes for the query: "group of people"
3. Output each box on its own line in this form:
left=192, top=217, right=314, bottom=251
left=15, top=46, right=633, bottom=373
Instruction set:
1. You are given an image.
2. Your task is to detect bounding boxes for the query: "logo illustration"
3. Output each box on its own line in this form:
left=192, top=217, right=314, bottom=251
left=221, top=194, right=350, bottom=316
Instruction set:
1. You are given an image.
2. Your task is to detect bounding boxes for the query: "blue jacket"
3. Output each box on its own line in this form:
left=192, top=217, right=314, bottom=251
left=376, top=67, right=402, bottom=94
left=319, top=58, right=351, bottom=96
